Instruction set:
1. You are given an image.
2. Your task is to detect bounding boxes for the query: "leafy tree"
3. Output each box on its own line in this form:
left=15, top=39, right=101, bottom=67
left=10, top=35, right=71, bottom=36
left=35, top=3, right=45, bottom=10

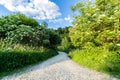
left=56, top=27, right=70, bottom=42
left=69, top=0, right=120, bottom=48
left=0, top=13, right=39, bottom=38
left=60, top=37, right=71, bottom=50
left=41, top=21, right=48, bottom=28
left=43, top=29, right=61, bottom=48
left=0, top=13, right=61, bottom=47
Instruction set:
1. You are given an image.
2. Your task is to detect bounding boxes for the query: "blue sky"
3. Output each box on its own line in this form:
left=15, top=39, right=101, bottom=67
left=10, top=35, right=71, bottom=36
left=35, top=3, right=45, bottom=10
left=0, top=0, right=85, bottom=29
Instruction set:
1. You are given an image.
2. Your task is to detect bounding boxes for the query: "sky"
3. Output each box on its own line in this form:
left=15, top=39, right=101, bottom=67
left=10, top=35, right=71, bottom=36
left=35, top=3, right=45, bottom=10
left=0, top=0, right=86, bottom=29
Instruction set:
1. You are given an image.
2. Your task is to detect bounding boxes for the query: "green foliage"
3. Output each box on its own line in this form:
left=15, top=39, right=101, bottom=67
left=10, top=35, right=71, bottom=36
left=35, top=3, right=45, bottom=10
left=0, top=49, right=57, bottom=73
left=108, top=43, right=120, bottom=52
left=0, top=13, right=60, bottom=77
left=48, top=30, right=61, bottom=46
left=59, top=37, right=71, bottom=50
left=0, top=13, right=39, bottom=33
left=69, top=47, right=120, bottom=76
left=0, top=40, right=58, bottom=75
left=17, top=13, right=39, bottom=26
left=0, top=13, right=39, bottom=44
left=105, top=51, right=120, bottom=73
left=97, top=30, right=120, bottom=44
left=69, top=0, right=120, bottom=48
left=56, top=27, right=74, bottom=52
left=5, top=25, right=33, bottom=43
left=57, top=27, right=70, bottom=38
left=0, top=13, right=61, bottom=47
left=41, top=21, right=48, bottom=28
left=68, top=0, right=120, bottom=77
left=0, top=39, right=12, bottom=50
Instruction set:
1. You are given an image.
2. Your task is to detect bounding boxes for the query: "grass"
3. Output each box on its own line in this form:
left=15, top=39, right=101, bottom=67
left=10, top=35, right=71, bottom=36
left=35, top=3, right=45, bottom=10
left=0, top=40, right=58, bottom=78
left=69, top=47, right=120, bottom=78
left=0, top=49, right=58, bottom=78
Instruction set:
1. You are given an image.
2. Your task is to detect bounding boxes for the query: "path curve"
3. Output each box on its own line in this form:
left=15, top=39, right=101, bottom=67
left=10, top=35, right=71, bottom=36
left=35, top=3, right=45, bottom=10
left=2, top=52, right=119, bottom=80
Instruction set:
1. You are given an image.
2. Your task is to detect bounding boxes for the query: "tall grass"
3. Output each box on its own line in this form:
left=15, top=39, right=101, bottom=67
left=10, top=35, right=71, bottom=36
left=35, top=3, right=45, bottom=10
left=0, top=40, right=58, bottom=77
left=0, top=39, right=45, bottom=52
left=69, top=47, right=120, bottom=78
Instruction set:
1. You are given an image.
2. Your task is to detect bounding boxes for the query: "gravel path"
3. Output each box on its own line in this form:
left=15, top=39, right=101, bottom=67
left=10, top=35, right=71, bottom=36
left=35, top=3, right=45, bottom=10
left=2, top=52, right=119, bottom=80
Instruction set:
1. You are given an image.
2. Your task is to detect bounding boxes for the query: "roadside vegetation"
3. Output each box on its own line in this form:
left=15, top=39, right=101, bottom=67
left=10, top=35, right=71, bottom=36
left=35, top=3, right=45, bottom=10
left=59, top=0, right=120, bottom=78
left=56, top=27, right=73, bottom=53
left=0, top=13, right=60, bottom=77
left=0, top=0, right=120, bottom=79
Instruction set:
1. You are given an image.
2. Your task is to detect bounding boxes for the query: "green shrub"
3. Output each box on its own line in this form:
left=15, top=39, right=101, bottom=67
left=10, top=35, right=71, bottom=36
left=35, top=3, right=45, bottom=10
left=105, top=52, right=120, bottom=73
left=0, top=49, right=57, bottom=73
left=69, top=47, right=120, bottom=76
left=0, top=40, right=58, bottom=75
left=97, top=30, right=120, bottom=44
left=48, top=30, right=61, bottom=46
left=82, top=42, right=95, bottom=49
left=61, top=37, right=71, bottom=50
left=0, top=13, right=61, bottom=47
left=58, top=37, right=73, bottom=53
left=108, top=43, right=120, bottom=52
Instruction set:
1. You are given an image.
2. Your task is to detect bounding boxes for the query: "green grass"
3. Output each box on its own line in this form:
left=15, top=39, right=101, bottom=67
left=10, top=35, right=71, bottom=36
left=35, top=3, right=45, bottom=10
left=0, top=49, right=58, bottom=77
left=0, top=40, right=58, bottom=78
left=69, top=47, right=120, bottom=78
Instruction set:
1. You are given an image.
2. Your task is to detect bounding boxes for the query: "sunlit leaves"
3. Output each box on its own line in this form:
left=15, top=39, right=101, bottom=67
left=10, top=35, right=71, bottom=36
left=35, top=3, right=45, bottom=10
left=69, top=0, right=120, bottom=48
left=0, top=13, right=61, bottom=47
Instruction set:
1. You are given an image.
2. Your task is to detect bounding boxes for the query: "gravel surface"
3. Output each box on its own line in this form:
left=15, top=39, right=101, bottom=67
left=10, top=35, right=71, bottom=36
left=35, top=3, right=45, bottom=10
left=2, top=52, right=120, bottom=80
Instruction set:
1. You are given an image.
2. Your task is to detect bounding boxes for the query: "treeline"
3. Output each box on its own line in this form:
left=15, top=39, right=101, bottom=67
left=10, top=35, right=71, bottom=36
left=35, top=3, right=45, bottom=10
left=0, top=13, right=61, bottom=47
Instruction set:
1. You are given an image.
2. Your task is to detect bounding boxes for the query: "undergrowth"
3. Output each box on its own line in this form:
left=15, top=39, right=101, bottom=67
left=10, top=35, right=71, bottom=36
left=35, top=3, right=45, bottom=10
left=0, top=40, right=58, bottom=77
left=69, top=47, right=120, bottom=78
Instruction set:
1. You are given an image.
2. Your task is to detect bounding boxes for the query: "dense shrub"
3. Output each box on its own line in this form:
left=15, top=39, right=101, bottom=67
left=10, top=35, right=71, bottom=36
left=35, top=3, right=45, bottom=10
left=105, top=52, right=120, bottom=73
left=0, top=13, right=61, bottom=47
left=0, top=40, right=58, bottom=77
left=58, top=37, right=72, bottom=52
left=61, top=37, right=71, bottom=50
left=56, top=27, right=74, bottom=52
left=69, top=47, right=120, bottom=76
left=97, top=30, right=120, bottom=44
left=48, top=30, right=61, bottom=47
left=69, top=0, right=120, bottom=47
left=108, top=43, right=120, bottom=52
left=0, top=49, right=57, bottom=73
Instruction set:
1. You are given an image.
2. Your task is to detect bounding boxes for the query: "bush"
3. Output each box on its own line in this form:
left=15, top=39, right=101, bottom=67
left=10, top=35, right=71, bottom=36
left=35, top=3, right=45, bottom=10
left=48, top=30, right=61, bottom=46
left=58, top=36, right=73, bottom=53
left=0, top=49, right=58, bottom=73
left=108, top=43, right=120, bottom=52
left=0, top=40, right=58, bottom=75
left=97, top=30, right=120, bottom=44
left=60, top=37, right=71, bottom=50
left=69, top=47, right=120, bottom=76
left=0, top=13, right=61, bottom=47
left=105, top=52, right=120, bottom=73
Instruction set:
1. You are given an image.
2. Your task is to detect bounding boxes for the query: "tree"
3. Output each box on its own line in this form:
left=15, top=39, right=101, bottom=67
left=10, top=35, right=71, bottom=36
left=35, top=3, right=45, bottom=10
left=0, top=13, right=61, bottom=47
left=41, top=21, right=48, bottom=28
left=0, top=13, right=39, bottom=39
left=47, top=30, right=61, bottom=47
left=69, top=0, right=120, bottom=48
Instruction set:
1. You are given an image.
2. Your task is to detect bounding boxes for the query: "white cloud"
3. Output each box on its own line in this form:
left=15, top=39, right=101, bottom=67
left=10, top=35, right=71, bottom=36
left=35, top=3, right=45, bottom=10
left=0, top=0, right=61, bottom=20
left=64, top=15, right=72, bottom=22
left=49, top=15, right=73, bottom=23
left=49, top=18, right=63, bottom=23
